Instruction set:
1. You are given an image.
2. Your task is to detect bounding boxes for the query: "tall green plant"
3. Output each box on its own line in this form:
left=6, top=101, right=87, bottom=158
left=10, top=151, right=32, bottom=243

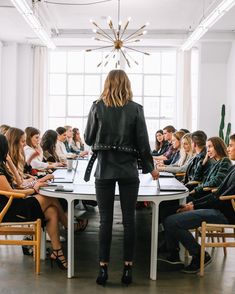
left=219, top=104, right=225, bottom=140
left=219, top=104, right=231, bottom=145
left=225, top=123, right=231, bottom=146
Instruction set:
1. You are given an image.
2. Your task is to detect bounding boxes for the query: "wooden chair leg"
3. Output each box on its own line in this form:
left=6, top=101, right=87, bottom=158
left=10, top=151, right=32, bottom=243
left=200, top=222, right=206, bottom=277
left=222, top=228, right=227, bottom=256
left=36, top=219, right=41, bottom=275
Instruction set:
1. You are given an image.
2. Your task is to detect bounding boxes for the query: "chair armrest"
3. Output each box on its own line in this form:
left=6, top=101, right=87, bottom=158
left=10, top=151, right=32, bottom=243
left=187, top=181, right=201, bottom=185
left=203, top=187, right=218, bottom=192
left=219, top=195, right=235, bottom=201
left=0, top=190, right=25, bottom=198
left=175, top=173, right=186, bottom=177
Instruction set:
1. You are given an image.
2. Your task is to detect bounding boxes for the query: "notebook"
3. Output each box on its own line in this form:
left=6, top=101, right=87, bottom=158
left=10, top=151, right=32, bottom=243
left=53, top=160, right=79, bottom=183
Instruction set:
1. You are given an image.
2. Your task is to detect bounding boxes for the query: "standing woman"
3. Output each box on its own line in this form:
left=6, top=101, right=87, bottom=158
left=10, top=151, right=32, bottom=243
left=84, top=70, right=158, bottom=286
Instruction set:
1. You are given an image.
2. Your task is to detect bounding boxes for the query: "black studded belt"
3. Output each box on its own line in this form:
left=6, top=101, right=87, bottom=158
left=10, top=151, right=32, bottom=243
left=84, top=152, right=97, bottom=182
left=83, top=145, right=138, bottom=182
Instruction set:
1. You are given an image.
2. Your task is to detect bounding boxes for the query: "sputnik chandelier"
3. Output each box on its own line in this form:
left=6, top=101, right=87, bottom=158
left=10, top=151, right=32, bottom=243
left=86, top=0, right=150, bottom=68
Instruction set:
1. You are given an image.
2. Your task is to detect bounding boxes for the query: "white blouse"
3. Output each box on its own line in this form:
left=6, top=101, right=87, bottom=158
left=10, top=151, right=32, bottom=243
left=24, top=145, right=48, bottom=170
left=55, top=140, right=68, bottom=162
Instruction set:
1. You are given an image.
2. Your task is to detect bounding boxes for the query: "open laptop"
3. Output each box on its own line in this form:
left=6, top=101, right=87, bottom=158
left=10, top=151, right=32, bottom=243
left=158, top=179, right=187, bottom=192
left=53, top=160, right=79, bottom=183
left=159, top=171, right=175, bottom=178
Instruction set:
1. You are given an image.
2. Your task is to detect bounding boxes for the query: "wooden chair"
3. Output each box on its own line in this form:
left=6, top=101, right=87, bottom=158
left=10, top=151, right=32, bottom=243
left=199, top=195, right=235, bottom=277
left=0, top=190, right=41, bottom=274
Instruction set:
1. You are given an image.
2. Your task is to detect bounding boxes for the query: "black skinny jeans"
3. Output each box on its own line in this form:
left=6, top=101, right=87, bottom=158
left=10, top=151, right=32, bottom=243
left=95, top=177, right=140, bottom=262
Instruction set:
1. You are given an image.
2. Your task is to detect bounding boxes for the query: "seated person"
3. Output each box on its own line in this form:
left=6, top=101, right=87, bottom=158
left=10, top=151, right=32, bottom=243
left=158, top=133, right=195, bottom=174
left=189, top=136, right=231, bottom=200
left=0, top=134, right=70, bottom=270
left=162, top=131, right=185, bottom=165
left=160, top=134, right=235, bottom=274
left=152, top=130, right=169, bottom=156
left=183, top=130, right=213, bottom=189
left=153, top=125, right=176, bottom=161
left=64, top=125, right=73, bottom=153
left=24, top=127, right=61, bottom=170
left=55, top=127, right=76, bottom=163
left=6, top=127, right=36, bottom=180
left=41, top=129, right=64, bottom=163
left=0, top=124, right=10, bottom=135
left=71, top=127, right=89, bottom=157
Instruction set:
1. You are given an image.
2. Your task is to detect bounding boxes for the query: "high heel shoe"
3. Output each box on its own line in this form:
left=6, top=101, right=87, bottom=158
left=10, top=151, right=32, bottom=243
left=96, top=264, right=108, bottom=286
left=121, top=264, right=132, bottom=286
left=50, top=248, right=67, bottom=270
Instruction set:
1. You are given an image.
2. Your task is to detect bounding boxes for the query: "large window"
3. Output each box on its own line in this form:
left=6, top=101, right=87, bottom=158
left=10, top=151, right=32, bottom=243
left=48, top=49, right=177, bottom=142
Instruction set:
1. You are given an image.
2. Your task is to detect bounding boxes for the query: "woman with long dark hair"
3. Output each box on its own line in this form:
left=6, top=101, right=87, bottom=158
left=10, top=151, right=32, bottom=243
left=24, top=127, right=62, bottom=170
left=189, top=136, right=232, bottom=200
left=84, top=69, right=158, bottom=286
left=152, top=130, right=168, bottom=156
left=0, top=134, right=68, bottom=270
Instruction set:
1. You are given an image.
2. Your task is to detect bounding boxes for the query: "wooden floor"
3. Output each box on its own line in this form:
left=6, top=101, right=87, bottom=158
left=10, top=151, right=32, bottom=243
left=0, top=204, right=235, bottom=294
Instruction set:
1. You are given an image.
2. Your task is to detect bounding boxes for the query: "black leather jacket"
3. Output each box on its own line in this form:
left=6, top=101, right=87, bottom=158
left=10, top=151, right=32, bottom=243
left=84, top=100, right=154, bottom=174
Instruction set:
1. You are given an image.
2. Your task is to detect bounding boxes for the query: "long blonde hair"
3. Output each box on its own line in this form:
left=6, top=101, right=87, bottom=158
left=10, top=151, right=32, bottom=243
left=100, top=70, right=133, bottom=107
left=178, top=133, right=195, bottom=166
left=6, top=128, right=25, bottom=178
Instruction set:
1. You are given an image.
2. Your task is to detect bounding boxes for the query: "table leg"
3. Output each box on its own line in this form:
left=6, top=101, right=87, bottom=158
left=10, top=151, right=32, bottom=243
left=40, top=228, right=46, bottom=260
left=67, top=199, right=74, bottom=278
left=150, top=201, right=159, bottom=280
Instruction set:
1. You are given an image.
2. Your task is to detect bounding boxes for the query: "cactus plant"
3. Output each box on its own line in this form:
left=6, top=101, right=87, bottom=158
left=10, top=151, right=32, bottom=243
left=219, top=104, right=225, bottom=140
left=225, top=123, right=231, bottom=146
left=219, top=104, right=231, bottom=145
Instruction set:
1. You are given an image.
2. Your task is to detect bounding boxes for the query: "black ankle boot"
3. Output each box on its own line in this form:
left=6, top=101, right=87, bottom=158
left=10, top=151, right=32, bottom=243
left=96, top=264, right=108, bottom=286
left=121, top=264, right=132, bottom=286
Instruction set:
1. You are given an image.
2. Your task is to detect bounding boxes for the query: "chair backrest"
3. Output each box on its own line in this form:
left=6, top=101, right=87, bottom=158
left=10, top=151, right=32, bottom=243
left=0, top=190, right=41, bottom=274
left=0, top=190, right=25, bottom=222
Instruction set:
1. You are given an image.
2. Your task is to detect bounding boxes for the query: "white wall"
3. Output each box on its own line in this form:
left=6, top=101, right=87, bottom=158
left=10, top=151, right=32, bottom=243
left=197, top=42, right=231, bottom=137
left=227, top=41, right=235, bottom=135
left=0, top=42, right=33, bottom=129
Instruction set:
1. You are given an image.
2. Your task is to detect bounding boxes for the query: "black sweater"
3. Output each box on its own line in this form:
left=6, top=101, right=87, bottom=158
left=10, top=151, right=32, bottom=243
left=193, top=165, right=235, bottom=224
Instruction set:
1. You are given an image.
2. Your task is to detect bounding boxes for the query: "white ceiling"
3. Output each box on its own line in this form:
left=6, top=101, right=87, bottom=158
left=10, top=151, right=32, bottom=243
left=0, top=0, right=235, bottom=47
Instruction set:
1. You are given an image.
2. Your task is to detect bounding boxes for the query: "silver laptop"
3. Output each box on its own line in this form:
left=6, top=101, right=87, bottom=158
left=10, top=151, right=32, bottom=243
left=53, top=160, right=79, bottom=183
left=159, top=171, right=174, bottom=178
left=158, top=180, right=187, bottom=192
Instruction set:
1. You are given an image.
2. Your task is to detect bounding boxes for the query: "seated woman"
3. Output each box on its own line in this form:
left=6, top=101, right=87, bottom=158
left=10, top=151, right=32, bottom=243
left=41, top=129, right=64, bottom=163
left=157, top=131, right=185, bottom=166
left=24, top=127, right=62, bottom=171
left=189, top=136, right=232, bottom=201
left=152, top=130, right=169, bottom=156
left=0, top=134, right=69, bottom=270
left=71, top=127, right=89, bottom=157
left=0, top=124, right=10, bottom=135
left=55, top=127, right=76, bottom=163
left=158, top=133, right=195, bottom=174
left=6, top=127, right=35, bottom=181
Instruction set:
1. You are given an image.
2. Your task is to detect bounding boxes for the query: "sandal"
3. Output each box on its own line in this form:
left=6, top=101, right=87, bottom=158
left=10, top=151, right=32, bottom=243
left=74, top=218, right=88, bottom=232
left=50, top=248, right=67, bottom=270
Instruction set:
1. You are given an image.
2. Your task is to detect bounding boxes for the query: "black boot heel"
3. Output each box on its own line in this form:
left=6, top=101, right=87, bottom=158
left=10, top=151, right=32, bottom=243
left=96, top=264, right=108, bottom=286
left=121, top=264, right=132, bottom=286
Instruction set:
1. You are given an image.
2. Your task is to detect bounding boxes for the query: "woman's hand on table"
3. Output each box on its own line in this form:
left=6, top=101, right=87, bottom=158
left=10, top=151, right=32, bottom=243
left=151, top=169, right=159, bottom=180
left=33, top=181, right=48, bottom=193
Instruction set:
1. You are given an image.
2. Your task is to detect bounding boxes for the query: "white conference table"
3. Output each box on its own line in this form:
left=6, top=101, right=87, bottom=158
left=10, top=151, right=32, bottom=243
left=40, top=160, right=188, bottom=280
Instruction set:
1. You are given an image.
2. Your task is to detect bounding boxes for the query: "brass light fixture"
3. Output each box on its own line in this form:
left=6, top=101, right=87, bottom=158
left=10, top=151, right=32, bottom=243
left=86, top=0, right=150, bottom=68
